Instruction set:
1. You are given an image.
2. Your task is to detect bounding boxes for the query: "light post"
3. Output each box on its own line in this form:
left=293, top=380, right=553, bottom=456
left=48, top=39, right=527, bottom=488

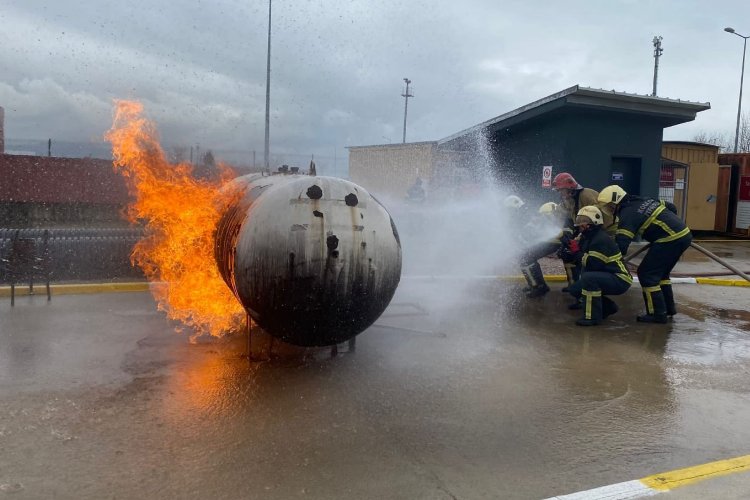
left=725, top=27, right=749, bottom=153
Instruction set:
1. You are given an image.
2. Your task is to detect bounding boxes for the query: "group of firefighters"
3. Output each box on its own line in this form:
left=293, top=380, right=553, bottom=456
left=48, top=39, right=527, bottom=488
left=508, top=172, right=692, bottom=326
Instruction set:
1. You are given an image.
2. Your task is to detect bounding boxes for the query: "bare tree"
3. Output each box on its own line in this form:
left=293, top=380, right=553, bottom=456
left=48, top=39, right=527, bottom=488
left=739, top=113, right=750, bottom=153
left=692, top=130, right=730, bottom=152
left=694, top=112, right=750, bottom=153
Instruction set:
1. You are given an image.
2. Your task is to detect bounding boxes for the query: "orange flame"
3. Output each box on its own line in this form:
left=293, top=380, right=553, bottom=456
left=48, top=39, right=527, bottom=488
left=105, top=100, right=244, bottom=337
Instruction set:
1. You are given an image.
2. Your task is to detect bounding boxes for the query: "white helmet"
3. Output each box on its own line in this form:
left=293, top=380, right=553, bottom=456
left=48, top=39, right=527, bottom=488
left=503, top=195, right=525, bottom=209
left=538, top=202, right=557, bottom=215
left=598, top=185, right=627, bottom=205
left=575, top=205, right=604, bottom=226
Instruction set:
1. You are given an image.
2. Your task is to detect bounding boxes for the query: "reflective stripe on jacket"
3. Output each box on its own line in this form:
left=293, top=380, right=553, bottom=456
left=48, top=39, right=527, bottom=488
left=614, top=196, right=691, bottom=255
left=580, top=225, right=633, bottom=285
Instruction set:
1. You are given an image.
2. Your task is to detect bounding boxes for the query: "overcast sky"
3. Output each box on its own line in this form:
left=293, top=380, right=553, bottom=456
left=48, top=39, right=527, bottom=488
left=1, top=0, right=749, bottom=164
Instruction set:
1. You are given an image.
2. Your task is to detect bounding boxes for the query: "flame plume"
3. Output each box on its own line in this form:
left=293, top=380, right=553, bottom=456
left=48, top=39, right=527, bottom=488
left=106, top=100, right=244, bottom=337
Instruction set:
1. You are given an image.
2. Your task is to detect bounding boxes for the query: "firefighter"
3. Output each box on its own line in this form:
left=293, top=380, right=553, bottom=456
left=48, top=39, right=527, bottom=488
left=551, top=171, right=615, bottom=232
left=598, top=185, right=692, bottom=323
left=519, top=201, right=574, bottom=298
left=566, top=206, right=633, bottom=326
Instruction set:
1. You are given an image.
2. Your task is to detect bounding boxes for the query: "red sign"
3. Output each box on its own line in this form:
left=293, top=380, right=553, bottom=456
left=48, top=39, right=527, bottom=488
left=740, top=176, right=750, bottom=202
left=542, top=166, right=552, bottom=187
left=660, top=168, right=675, bottom=182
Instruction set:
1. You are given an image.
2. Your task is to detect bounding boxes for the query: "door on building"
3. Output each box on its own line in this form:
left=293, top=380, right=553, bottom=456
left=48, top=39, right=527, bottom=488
left=610, top=157, right=642, bottom=196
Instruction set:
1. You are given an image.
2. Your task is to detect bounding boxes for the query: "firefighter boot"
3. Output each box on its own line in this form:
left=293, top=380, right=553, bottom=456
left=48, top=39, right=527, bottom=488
left=637, top=286, right=668, bottom=324
left=576, top=290, right=602, bottom=326
left=661, top=281, right=677, bottom=316
left=568, top=299, right=583, bottom=310
left=526, top=262, right=550, bottom=298
left=520, top=265, right=534, bottom=294
left=562, top=262, right=576, bottom=293
left=602, top=296, right=619, bottom=319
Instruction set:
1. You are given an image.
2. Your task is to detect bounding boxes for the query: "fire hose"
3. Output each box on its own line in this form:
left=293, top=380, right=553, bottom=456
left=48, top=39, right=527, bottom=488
left=623, top=242, right=750, bottom=283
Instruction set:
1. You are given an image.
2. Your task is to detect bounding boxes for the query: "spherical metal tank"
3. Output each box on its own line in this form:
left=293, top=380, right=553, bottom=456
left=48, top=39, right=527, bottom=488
left=215, top=174, right=402, bottom=346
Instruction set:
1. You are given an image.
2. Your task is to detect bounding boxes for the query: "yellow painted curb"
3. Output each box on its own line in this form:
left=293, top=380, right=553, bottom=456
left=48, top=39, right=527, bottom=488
left=695, top=277, right=750, bottom=287
left=0, top=282, right=150, bottom=297
left=641, top=454, right=750, bottom=491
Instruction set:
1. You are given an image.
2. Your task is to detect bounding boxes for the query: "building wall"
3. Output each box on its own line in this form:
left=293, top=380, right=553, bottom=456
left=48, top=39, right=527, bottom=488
left=662, top=143, right=718, bottom=164
left=661, top=143, right=720, bottom=231
left=487, top=111, right=663, bottom=204
left=717, top=153, right=750, bottom=235
left=684, top=163, right=720, bottom=230
left=348, top=142, right=436, bottom=200
left=0, top=154, right=130, bottom=227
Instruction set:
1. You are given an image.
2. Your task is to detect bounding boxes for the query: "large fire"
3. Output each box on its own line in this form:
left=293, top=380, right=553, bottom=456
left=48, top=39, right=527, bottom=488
left=105, top=100, right=245, bottom=337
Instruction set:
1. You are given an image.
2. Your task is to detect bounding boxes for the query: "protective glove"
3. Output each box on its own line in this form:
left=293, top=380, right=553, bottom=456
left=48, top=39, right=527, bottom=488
left=557, top=239, right=582, bottom=263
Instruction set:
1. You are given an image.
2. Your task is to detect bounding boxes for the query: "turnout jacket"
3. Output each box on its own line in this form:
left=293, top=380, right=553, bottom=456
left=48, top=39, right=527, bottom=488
left=614, top=195, right=691, bottom=255
left=560, top=187, right=615, bottom=232
left=579, top=225, right=633, bottom=285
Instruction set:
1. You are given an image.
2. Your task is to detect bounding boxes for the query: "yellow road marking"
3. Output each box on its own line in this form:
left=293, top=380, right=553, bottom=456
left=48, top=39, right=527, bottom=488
left=695, top=277, right=750, bottom=287
left=0, top=282, right=150, bottom=297
left=641, top=454, right=750, bottom=491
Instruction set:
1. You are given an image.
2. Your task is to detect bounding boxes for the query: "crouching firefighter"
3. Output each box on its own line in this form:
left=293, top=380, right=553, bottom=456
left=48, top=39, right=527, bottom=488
left=566, top=206, right=633, bottom=326
left=519, top=202, right=574, bottom=298
left=598, top=185, right=692, bottom=323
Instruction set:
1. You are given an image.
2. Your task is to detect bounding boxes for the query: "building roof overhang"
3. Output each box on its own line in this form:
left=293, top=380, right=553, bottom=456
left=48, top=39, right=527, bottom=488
left=438, top=85, right=710, bottom=148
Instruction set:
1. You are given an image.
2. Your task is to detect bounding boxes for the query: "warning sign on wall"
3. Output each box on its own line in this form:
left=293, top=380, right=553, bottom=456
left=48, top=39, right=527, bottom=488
left=542, top=166, right=552, bottom=187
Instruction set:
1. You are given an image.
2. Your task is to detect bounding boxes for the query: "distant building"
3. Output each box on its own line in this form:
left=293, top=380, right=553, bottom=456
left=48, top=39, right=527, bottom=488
left=661, top=141, right=720, bottom=231
left=349, top=85, right=710, bottom=204
left=717, top=153, right=750, bottom=235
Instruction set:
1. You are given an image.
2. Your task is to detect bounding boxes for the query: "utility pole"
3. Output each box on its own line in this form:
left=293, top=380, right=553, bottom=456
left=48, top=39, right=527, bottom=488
left=401, top=78, right=413, bottom=143
left=652, top=36, right=663, bottom=96
left=264, top=0, right=272, bottom=170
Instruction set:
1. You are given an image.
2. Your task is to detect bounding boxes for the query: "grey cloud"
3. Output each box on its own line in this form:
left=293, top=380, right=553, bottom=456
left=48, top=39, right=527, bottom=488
left=1, top=0, right=750, bottom=163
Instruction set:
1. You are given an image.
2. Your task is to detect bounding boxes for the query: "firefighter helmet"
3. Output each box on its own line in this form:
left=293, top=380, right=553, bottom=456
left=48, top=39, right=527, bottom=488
left=575, top=205, right=604, bottom=226
left=538, top=202, right=557, bottom=215
left=503, top=195, right=525, bottom=209
left=551, top=172, right=583, bottom=191
left=598, top=185, right=627, bottom=205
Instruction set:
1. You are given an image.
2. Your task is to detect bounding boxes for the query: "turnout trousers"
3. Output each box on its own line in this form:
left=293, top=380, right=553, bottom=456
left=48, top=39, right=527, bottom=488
left=568, top=272, right=631, bottom=322
left=637, top=234, right=692, bottom=317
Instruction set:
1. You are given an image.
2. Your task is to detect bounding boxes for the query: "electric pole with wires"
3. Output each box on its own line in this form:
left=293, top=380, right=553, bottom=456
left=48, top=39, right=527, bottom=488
left=401, top=78, right=413, bottom=143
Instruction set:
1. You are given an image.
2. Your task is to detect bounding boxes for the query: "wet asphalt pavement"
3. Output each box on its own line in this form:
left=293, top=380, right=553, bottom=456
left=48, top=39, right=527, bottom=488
left=2, top=275, right=750, bottom=499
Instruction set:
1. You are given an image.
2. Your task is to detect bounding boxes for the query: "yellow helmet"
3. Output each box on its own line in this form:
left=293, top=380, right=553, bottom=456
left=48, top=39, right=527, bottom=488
left=598, top=185, right=627, bottom=205
left=503, top=195, right=525, bottom=209
left=575, top=205, right=604, bottom=226
left=538, top=202, right=558, bottom=215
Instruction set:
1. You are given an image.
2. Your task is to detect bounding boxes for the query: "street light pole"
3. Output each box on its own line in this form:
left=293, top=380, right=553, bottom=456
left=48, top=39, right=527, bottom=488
left=725, top=27, right=749, bottom=153
left=264, top=0, right=272, bottom=170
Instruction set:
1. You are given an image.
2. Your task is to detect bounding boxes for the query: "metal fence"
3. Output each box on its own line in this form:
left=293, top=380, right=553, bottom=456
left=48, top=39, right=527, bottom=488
left=659, top=165, right=688, bottom=220
left=0, top=227, right=144, bottom=285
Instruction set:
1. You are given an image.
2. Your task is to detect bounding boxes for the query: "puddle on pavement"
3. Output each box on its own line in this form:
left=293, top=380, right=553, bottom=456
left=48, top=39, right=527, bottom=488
left=665, top=300, right=750, bottom=365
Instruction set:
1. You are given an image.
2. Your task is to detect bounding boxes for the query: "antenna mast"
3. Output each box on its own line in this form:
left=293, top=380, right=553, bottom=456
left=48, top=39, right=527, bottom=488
left=652, top=36, right=663, bottom=96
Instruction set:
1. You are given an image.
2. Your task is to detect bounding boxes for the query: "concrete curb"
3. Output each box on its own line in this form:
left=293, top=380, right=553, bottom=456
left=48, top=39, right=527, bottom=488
left=0, top=282, right=150, bottom=297
left=2, top=275, right=748, bottom=299
left=546, top=453, right=750, bottom=499
left=403, top=275, right=750, bottom=287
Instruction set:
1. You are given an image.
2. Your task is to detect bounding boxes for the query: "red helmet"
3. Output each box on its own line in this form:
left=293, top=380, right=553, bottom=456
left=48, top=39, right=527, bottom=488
left=551, top=172, right=582, bottom=190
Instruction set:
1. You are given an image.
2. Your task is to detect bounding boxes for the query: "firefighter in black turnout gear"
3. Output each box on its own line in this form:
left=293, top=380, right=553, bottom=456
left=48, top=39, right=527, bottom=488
left=519, top=201, right=574, bottom=298
left=566, top=206, right=632, bottom=326
left=598, top=185, right=692, bottom=323
left=551, top=172, right=615, bottom=291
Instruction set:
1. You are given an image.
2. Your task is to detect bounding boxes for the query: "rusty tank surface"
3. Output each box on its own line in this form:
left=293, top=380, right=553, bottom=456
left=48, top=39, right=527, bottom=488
left=214, top=173, right=402, bottom=346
